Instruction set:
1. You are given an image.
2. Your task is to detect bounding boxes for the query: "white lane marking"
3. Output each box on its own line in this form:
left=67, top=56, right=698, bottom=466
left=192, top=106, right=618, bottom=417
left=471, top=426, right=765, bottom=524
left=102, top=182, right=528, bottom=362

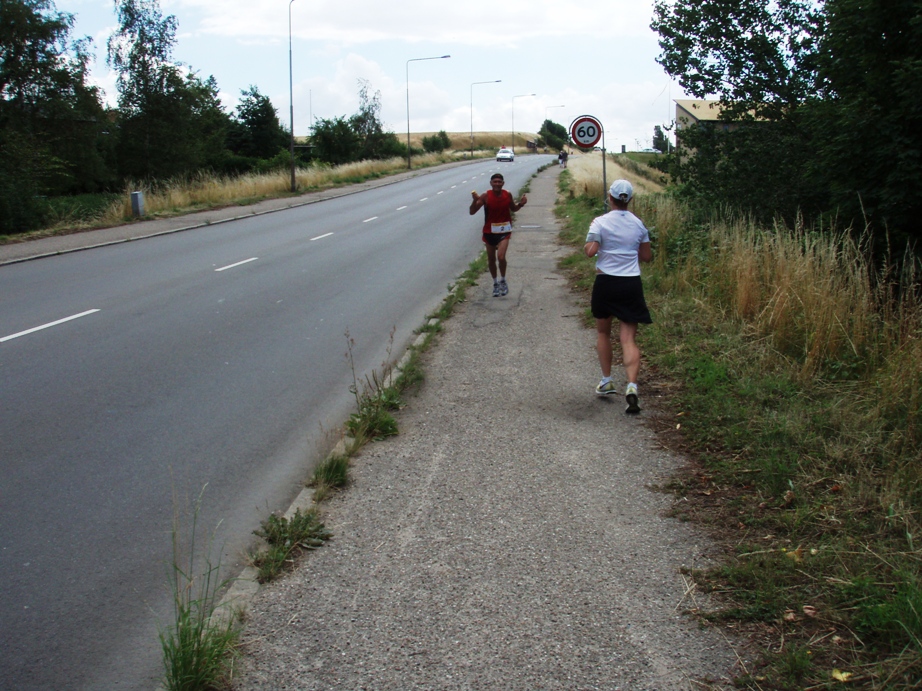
left=215, top=257, right=258, bottom=272
left=451, top=185, right=458, bottom=188
left=363, top=216, right=378, bottom=223
left=1, top=309, right=100, bottom=343
left=419, top=197, right=428, bottom=202
left=437, top=191, right=444, bottom=195
left=396, top=205, right=408, bottom=211
left=310, top=232, right=333, bottom=241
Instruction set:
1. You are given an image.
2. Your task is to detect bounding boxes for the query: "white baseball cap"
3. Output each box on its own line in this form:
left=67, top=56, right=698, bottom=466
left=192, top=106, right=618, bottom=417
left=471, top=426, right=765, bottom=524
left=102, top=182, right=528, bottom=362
left=609, top=179, right=633, bottom=202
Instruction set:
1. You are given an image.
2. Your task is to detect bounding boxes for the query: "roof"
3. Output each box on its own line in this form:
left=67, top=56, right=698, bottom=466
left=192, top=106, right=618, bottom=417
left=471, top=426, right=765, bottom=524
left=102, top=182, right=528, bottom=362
left=674, top=99, right=726, bottom=124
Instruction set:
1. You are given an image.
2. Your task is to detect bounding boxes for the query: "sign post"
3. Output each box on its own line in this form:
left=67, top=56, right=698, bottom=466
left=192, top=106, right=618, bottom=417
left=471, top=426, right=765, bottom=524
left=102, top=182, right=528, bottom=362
left=570, top=115, right=607, bottom=204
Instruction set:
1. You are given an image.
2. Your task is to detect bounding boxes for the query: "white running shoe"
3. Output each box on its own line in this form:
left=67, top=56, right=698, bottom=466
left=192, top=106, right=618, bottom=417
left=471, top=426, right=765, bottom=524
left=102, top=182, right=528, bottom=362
left=595, top=379, right=617, bottom=396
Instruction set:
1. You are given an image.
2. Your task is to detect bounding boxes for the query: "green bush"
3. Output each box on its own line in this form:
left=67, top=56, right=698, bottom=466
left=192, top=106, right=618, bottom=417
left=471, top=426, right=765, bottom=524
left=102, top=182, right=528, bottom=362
left=422, top=130, right=452, bottom=153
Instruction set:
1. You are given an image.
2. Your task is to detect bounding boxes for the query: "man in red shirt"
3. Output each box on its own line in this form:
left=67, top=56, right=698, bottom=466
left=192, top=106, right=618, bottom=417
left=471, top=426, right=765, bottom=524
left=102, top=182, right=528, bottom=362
left=469, top=173, right=527, bottom=296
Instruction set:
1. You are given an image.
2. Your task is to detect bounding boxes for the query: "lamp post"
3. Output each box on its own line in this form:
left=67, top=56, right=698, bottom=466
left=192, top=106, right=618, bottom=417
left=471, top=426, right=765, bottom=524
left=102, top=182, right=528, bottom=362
left=470, top=80, right=501, bottom=157
left=288, top=0, right=296, bottom=193
left=511, top=93, right=535, bottom=154
left=406, top=54, right=450, bottom=169
left=545, top=105, right=565, bottom=123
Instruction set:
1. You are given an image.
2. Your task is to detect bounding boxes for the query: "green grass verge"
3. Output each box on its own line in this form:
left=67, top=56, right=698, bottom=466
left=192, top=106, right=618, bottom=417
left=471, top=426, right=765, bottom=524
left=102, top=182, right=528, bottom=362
left=554, top=176, right=922, bottom=689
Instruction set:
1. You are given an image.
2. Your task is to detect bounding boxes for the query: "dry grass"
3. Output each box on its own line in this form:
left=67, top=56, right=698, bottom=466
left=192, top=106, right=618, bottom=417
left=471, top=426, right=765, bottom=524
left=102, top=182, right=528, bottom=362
left=565, top=151, right=665, bottom=200
left=411, top=131, right=537, bottom=152
left=699, top=217, right=920, bottom=385
left=95, top=151, right=472, bottom=227
left=11, top=134, right=536, bottom=241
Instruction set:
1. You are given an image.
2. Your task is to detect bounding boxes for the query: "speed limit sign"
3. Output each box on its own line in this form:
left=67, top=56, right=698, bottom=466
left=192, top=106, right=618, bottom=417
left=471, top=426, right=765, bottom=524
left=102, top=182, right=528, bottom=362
left=570, top=115, right=603, bottom=149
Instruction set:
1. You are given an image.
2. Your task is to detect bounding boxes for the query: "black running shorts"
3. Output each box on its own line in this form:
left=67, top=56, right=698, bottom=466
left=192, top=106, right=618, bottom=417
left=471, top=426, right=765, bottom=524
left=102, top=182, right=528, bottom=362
left=482, top=232, right=511, bottom=247
left=591, top=274, right=652, bottom=324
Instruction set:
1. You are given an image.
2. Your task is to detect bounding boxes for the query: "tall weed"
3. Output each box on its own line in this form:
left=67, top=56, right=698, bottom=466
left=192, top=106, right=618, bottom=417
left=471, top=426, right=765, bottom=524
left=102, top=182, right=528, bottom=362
left=160, top=486, right=238, bottom=691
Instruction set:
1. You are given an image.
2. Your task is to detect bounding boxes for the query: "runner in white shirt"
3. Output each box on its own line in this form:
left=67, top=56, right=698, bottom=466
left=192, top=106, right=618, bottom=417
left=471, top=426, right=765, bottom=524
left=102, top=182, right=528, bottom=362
left=584, top=180, right=652, bottom=413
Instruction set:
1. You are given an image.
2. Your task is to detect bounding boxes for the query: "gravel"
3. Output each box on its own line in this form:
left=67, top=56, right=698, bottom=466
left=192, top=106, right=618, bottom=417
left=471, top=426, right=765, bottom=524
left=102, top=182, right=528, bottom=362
left=233, top=168, right=744, bottom=690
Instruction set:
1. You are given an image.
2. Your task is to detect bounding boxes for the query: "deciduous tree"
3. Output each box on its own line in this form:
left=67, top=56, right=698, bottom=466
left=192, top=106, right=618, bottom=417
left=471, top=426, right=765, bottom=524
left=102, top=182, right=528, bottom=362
left=107, top=0, right=230, bottom=180
left=229, top=86, right=289, bottom=160
left=0, top=0, right=111, bottom=231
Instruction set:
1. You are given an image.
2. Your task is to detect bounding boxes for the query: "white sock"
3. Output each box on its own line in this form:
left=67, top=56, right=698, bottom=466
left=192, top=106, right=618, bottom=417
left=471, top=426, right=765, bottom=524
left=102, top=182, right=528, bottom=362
left=600, top=375, right=612, bottom=384
left=494, top=277, right=500, bottom=284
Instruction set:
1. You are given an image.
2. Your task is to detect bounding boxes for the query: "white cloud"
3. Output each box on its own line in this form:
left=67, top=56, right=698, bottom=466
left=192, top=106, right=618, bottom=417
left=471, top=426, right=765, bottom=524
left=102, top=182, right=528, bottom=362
left=178, top=0, right=656, bottom=44
left=62, top=0, right=686, bottom=143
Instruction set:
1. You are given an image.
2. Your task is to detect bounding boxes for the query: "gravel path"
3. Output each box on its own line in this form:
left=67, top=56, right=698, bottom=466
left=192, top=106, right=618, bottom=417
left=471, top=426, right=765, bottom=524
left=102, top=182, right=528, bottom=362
left=233, top=167, right=743, bottom=690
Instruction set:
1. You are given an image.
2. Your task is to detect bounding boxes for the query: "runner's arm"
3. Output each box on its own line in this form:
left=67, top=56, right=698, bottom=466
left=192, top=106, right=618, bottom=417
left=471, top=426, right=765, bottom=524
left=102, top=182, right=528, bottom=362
left=470, top=191, right=485, bottom=215
left=511, top=193, right=528, bottom=211
left=639, top=241, right=652, bottom=263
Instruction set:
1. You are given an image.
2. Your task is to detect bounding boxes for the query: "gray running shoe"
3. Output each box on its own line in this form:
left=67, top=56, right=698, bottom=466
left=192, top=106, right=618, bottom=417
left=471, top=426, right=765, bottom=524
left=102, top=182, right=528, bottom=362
left=499, top=278, right=508, bottom=296
left=493, top=282, right=501, bottom=297
left=625, top=383, right=640, bottom=414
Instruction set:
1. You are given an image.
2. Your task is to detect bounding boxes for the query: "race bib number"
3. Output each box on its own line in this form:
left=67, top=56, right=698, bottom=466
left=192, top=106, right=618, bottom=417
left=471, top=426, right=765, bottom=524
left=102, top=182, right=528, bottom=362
left=490, top=222, right=512, bottom=234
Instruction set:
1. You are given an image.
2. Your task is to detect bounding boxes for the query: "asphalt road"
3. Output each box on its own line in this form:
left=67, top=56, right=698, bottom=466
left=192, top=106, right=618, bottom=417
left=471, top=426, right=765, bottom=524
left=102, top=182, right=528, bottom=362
left=0, top=156, right=554, bottom=691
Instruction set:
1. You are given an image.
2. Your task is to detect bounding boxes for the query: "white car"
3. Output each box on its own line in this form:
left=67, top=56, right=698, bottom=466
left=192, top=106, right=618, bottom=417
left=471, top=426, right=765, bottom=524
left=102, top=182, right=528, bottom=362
left=496, top=148, right=514, bottom=162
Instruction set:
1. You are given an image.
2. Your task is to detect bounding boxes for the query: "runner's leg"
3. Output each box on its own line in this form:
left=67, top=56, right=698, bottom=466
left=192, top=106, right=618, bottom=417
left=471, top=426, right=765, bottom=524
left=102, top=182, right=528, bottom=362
left=485, top=243, right=498, bottom=279
left=596, top=317, right=613, bottom=378
left=496, top=235, right=510, bottom=278
left=619, top=321, right=640, bottom=383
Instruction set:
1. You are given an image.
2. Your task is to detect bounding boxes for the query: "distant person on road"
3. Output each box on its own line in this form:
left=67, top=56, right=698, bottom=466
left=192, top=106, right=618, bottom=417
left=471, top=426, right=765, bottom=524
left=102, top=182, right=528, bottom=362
left=470, top=172, right=527, bottom=297
left=558, top=150, right=564, bottom=168
left=584, top=179, right=652, bottom=414
left=561, top=150, right=569, bottom=168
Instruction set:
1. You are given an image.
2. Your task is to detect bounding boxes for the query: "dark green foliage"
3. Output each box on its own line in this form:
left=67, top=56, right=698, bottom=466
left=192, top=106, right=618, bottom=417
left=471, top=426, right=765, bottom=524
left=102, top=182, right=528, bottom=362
left=310, top=80, right=405, bottom=166
left=107, top=0, right=232, bottom=181
left=538, top=119, right=568, bottom=151
left=652, top=0, right=823, bottom=115
left=652, top=125, right=669, bottom=153
left=227, top=86, right=289, bottom=161
left=808, top=0, right=922, bottom=253
left=0, top=134, right=54, bottom=232
left=653, top=0, right=922, bottom=257
left=0, top=0, right=114, bottom=232
left=422, top=130, right=451, bottom=153
left=310, top=115, right=359, bottom=166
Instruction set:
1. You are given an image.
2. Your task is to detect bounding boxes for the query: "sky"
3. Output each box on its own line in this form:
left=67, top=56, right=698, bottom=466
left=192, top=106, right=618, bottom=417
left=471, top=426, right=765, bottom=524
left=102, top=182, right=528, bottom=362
left=59, top=0, right=688, bottom=151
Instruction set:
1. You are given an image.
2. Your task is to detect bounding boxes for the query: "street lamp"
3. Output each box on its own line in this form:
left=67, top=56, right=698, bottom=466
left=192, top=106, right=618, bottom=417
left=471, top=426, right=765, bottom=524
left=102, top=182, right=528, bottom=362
left=545, top=105, right=565, bottom=123
left=470, top=80, right=501, bottom=157
left=511, top=93, right=535, bottom=154
left=288, top=0, right=296, bottom=193
left=406, top=54, right=450, bottom=169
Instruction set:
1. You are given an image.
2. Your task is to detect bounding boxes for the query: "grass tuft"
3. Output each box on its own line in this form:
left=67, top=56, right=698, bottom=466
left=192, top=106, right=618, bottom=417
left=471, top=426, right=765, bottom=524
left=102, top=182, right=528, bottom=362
left=160, top=486, right=239, bottom=691
left=250, top=508, right=331, bottom=583
left=308, top=454, right=350, bottom=502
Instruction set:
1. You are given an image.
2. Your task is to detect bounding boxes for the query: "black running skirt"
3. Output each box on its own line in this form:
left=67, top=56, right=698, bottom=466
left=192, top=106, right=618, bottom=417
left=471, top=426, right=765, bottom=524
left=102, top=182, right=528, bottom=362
left=590, top=274, right=652, bottom=324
